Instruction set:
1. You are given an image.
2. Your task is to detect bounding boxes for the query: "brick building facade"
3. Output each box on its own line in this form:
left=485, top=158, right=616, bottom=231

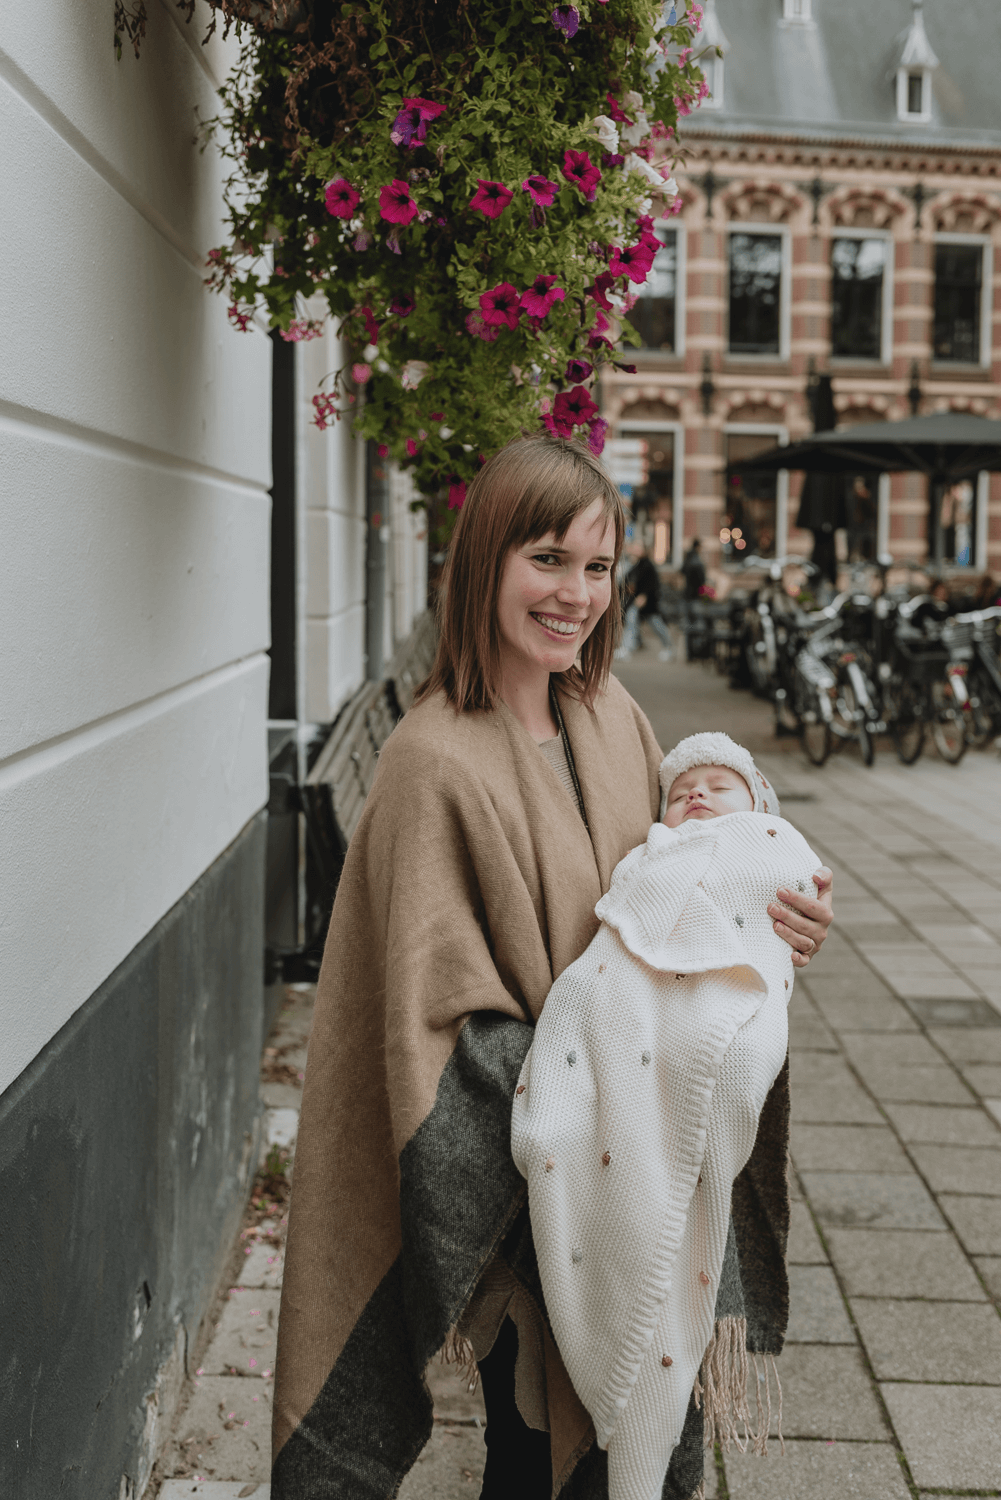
left=602, top=0, right=1001, bottom=584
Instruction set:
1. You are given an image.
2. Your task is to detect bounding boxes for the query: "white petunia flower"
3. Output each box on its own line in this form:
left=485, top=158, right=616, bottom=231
left=591, top=114, right=621, bottom=152
left=401, top=359, right=430, bottom=389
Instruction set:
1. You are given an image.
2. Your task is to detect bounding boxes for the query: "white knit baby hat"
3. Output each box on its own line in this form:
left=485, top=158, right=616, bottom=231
left=658, top=732, right=782, bottom=817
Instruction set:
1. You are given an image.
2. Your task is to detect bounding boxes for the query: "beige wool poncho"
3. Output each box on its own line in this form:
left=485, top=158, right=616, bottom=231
left=270, top=678, right=793, bottom=1500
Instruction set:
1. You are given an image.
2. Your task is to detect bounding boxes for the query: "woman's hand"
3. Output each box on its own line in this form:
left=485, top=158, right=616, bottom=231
left=768, top=868, right=834, bottom=969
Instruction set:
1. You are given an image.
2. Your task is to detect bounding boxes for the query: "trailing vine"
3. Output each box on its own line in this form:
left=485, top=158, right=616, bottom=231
left=123, top=0, right=710, bottom=514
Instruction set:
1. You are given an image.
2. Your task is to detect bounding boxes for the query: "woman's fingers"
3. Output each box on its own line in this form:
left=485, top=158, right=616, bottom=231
left=769, top=866, right=834, bottom=968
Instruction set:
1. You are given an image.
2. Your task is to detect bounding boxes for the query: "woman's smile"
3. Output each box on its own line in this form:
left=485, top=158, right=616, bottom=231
left=529, top=612, right=585, bottom=639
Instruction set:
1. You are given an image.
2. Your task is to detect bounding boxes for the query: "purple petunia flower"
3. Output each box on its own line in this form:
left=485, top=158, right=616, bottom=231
left=390, top=293, right=416, bottom=317
left=555, top=384, right=598, bottom=427
left=465, top=310, right=501, bottom=342
left=390, top=97, right=446, bottom=149
left=521, top=175, right=560, bottom=208
left=587, top=416, right=609, bottom=456
left=564, top=357, right=594, bottom=383
left=588, top=271, right=618, bottom=310
left=324, top=178, right=361, bottom=218
left=479, top=283, right=521, bottom=331
left=520, top=275, right=566, bottom=320
left=601, top=152, right=626, bottom=169
left=469, top=180, right=514, bottom=219
left=448, top=479, right=466, bottom=510
left=605, top=93, right=635, bottom=125
left=359, top=306, right=380, bottom=345
left=609, top=241, right=656, bottom=284
left=551, top=5, right=580, bottom=37
left=379, top=180, right=419, bottom=225
left=561, top=149, right=602, bottom=202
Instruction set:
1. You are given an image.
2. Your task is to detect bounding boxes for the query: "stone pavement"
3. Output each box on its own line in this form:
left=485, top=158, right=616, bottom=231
left=152, top=647, right=1001, bottom=1500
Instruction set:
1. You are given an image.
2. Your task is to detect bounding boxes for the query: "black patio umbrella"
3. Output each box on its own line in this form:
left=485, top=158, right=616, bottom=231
left=728, top=411, right=1001, bottom=482
left=728, top=412, right=1001, bottom=567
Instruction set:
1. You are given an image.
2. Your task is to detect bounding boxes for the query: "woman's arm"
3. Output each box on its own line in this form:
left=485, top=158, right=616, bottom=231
left=768, top=867, right=834, bottom=969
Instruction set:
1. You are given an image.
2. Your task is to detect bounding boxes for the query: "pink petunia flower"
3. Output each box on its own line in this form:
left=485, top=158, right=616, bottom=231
left=605, top=93, right=635, bottom=125
left=465, top=310, right=501, bottom=342
left=609, top=241, right=656, bottom=284
left=448, top=479, right=466, bottom=510
left=588, top=271, right=618, bottom=310
left=555, top=384, right=598, bottom=428
left=521, top=175, right=560, bottom=208
left=551, top=5, right=580, bottom=37
left=359, top=306, right=380, bottom=344
left=406, top=438, right=420, bottom=458
left=379, top=180, right=419, bottom=225
left=561, top=149, right=602, bottom=202
left=479, top=283, right=521, bottom=331
left=352, top=229, right=372, bottom=252
left=587, top=416, right=609, bottom=456
left=390, top=97, right=446, bottom=148
left=279, top=318, right=323, bottom=343
left=324, top=178, right=361, bottom=218
left=470, top=180, right=514, bottom=219
left=520, top=275, right=566, bottom=319
left=389, top=293, right=416, bottom=317
left=378, top=443, right=389, bottom=457
left=352, top=362, right=371, bottom=385
left=601, top=152, right=626, bottom=169
left=564, top=357, right=594, bottom=383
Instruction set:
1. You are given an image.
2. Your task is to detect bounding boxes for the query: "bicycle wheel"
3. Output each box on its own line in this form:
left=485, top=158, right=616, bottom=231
left=833, top=672, right=874, bottom=765
left=929, top=681, right=968, bottom=764
left=889, top=682, right=925, bottom=765
left=800, top=719, right=832, bottom=766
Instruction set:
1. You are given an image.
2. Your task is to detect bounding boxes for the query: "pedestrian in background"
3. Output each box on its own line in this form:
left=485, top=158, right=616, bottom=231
left=617, top=541, right=674, bottom=660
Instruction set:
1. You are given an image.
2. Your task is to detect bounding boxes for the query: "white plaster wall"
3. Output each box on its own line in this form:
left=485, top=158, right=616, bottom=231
left=0, top=1, right=271, bottom=1096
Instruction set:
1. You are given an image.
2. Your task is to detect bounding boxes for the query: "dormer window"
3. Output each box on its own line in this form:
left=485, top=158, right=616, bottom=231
left=895, top=1, right=937, bottom=124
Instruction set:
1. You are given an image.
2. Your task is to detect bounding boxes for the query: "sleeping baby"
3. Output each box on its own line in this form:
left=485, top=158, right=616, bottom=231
left=511, top=733, right=824, bottom=1500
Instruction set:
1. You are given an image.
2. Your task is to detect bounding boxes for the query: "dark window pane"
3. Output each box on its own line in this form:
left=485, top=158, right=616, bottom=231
left=726, top=432, right=779, bottom=558
left=907, top=72, right=924, bottom=113
left=831, top=237, right=885, bottom=359
left=729, top=233, right=782, bottom=355
left=627, top=230, right=676, bottom=351
left=934, top=243, right=982, bottom=362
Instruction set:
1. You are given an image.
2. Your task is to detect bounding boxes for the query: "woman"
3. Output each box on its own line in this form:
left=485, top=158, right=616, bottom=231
left=270, top=434, right=833, bottom=1500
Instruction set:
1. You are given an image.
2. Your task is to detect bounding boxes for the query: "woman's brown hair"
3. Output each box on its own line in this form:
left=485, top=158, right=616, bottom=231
left=418, top=432, right=626, bottom=713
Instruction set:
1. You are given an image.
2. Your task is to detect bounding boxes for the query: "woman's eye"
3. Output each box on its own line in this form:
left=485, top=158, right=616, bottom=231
left=532, top=552, right=559, bottom=565
left=586, top=562, right=609, bottom=574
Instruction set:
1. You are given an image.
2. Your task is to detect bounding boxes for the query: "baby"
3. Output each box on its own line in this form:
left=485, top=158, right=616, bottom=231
left=511, top=734, right=823, bottom=1500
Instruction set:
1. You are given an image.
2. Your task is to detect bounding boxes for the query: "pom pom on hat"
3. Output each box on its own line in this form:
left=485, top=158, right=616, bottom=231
left=658, top=732, right=781, bottom=817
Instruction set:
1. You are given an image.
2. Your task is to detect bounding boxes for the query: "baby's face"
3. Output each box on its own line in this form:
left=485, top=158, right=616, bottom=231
left=663, top=765, right=754, bottom=827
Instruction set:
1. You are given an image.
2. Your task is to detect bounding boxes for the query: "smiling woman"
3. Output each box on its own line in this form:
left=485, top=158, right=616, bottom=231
left=270, top=434, right=832, bottom=1500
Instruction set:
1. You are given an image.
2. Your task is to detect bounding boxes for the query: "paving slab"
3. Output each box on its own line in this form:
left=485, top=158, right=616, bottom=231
left=236, top=1243, right=285, bottom=1290
left=929, top=1026, right=1001, bottom=1063
left=848, top=1061, right=973, bottom=1105
left=788, top=1010, right=839, bottom=1051
left=787, top=1201, right=828, bottom=1265
left=746, top=1345, right=887, bottom=1441
left=905, top=996, right=1001, bottom=1028
left=987, top=1098, right=1001, bottom=1128
left=825, top=1228, right=985, bottom=1301
left=789, top=1123, right=910, bottom=1174
left=789, top=1056, right=883, bottom=1125
left=800, top=1170, right=946, bottom=1232
left=880, top=1383, right=1001, bottom=1490
left=908, top=1142, right=1001, bottom=1195
left=425, top=1353, right=487, bottom=1424
left=850, top=1298, right=1001, bottom=1383
left=785, top=1265, right=856, bottom=1344
left=881, top=973, right=983, bottom=1001
left=974, top=1256, right=1001, bottom=1300
left=160, top=1486, right=270, bottom=1499
left=397, top=1423, right=485, bottom=1498
left=939, top=1193, right=1001, bottom=1255
left=723, top=1437, right=911, bottom=1500
left=167, top=1376, right=272, bottom=1485
left=882, top=1102, right=1001, bottom=1146
left=201, top=1289, right=280, bottom=1377
left=959, top=1062, right=1001, bottom=1096
left=807, top=991, right=917, bottom=1033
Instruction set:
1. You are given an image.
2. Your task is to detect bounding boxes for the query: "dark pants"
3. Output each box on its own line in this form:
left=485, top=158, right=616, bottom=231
left=478, top=1317, right=552, bottom=1499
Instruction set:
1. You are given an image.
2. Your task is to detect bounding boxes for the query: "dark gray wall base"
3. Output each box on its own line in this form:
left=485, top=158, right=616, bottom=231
left=0, top=810, right=267, bottom=1500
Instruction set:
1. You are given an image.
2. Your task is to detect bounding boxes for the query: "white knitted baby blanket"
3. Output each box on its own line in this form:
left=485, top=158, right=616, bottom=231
left=511, top=812, right=821, bottom=1500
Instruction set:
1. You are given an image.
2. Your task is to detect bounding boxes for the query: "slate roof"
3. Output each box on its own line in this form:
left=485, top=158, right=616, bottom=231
left=680, top=0, right=1001, bottom=150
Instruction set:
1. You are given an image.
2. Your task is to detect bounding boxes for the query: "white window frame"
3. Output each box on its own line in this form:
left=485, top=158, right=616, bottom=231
left=782, top=0, right=812, bottom=21
left=699, top=51, right=724, bottom=109
left=897, top=67, right=932, bottom=123
left=932, top=232, right=993, bottom=369
left=725, top=224, right=792, bottom=363
left=723, top=423, right=791, bottom=558
left=617, top=419, right=687, bottom=568
left=633, top=221, right=686, bottom=360
left=829, top=227, right=895, bottom=366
